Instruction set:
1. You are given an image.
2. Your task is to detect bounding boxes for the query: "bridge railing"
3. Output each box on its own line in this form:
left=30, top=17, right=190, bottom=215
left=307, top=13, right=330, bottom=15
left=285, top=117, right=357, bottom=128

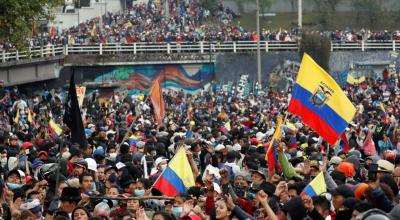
left=2, top=41, right=400, bottom=63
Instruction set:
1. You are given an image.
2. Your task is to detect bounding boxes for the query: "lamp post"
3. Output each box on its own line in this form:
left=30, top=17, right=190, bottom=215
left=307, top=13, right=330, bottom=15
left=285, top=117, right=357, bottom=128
left=256, top=0, right=261, bottom=86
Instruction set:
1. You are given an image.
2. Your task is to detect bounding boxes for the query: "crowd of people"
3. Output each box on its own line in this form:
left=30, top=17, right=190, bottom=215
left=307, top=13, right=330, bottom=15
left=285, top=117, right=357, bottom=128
left=16, top=0, right=400, bottom=49
left=0, top=67, right=400, bottom=220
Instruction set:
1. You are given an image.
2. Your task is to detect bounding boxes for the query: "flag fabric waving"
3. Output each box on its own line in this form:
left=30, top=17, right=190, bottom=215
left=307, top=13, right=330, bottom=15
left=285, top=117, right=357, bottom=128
left=48, top=118, right=63, bottom=139
left=301, top=172, right=327, bottom=197
left=288, top=53, right=356, bottom=145
left=63, top=72, right=86, bottom=149
left=149, top=79, right=165, bottom=126
left=152, top=148, right=195, bottom=197
left=265, top=115, right=283, bottom=175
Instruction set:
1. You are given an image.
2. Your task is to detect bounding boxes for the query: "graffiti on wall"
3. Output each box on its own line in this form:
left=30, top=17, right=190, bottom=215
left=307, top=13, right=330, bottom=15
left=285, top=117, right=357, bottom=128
left=94, top=64, right=215, bottom=93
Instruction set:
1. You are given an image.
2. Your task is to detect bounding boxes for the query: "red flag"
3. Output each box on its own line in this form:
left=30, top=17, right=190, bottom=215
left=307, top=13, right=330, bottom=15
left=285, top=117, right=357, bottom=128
left=149, top=79, right=165, bottom=126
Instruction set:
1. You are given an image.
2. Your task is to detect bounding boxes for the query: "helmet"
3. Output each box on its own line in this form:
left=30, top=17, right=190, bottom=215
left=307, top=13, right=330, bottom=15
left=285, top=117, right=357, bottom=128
left=72, top=158, right=88, bottom=170
left=85, top=158, right=97, bottom=172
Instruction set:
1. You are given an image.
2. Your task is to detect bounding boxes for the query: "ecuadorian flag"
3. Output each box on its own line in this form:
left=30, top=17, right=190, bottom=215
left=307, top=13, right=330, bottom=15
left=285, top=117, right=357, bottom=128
left=288, top=54, right=356, bottom=145
left=152, top=148, right=195, bottom=196
left=301, top=172, right=327, bottom=197
left=48, top=119, right=63, bottom=139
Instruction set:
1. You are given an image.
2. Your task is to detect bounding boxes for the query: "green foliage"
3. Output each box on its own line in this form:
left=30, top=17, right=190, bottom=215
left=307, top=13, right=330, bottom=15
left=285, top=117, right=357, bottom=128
left=234, top=0, right=274, bottom=14
left=299, top=32, right=331, bottom=71
left=352, top=0, right=384, bottom=28
left=200, top=0, right=218, bottom=11
left=0, top=0, right=62, bottom=49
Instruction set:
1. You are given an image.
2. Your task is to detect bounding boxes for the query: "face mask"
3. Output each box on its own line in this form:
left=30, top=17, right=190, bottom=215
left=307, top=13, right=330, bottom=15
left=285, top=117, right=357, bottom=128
left=112, top=200, right=118, bottom=206
left=109, top=153, right=117, bottom=161
left=161, top=164, right=167, bottom=171
left=172, top=206, right=183, bottom=219
left=134, top=189, right=145, bottom=197
left=0, top=158, right=7, bottom=167
left=6, top=182, right=21, bottom=190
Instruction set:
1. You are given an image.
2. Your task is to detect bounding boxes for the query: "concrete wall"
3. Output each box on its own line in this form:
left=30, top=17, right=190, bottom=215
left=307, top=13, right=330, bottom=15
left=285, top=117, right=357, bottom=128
left=54, top=0, right=122, bottom=30
left=223, top=0, right=400, bottom=13
left=0, top=62, right=60, bottom=86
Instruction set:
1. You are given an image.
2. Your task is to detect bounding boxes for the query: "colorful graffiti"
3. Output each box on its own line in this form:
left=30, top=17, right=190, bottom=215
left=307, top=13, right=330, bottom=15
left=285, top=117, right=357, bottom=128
left=94, top=64, right=215, bottom=93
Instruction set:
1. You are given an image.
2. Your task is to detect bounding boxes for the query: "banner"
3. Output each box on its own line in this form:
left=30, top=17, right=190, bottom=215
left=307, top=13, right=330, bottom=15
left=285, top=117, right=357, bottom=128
left=76, top=86, right=86, bottom=107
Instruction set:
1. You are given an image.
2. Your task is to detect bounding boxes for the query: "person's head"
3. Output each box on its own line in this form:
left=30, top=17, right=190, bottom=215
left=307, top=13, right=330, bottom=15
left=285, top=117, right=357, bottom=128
left=97, top=165, right=105, bottom=181
left=7, top=170, right=21, bottom=184
left=60, top=187, right=81, bottom=213
left=79, top=172, right=93, bottom=193
left=251, top=170, right=265, bottom=185
left=313, top=195, right=331, bottom=218
left=332, top=185, right=354, bottom=211
left=215, top=200, right=231, bottom=220
left=152, top=211, right=175, bottom=220
left=393, top=167, right=400, bottom=187
left=72, top=159, right=87, bottom=176
left=72, top=207, right=90, bottom=220
left=105, top=166, right=117, bottom=179
left=106, top=185, right=119, bottom=197
left=126, top=199, right=140, bottom=210
left=93, top=202, right=110, bottom=219
left=135, top=178, right=150, bottom=197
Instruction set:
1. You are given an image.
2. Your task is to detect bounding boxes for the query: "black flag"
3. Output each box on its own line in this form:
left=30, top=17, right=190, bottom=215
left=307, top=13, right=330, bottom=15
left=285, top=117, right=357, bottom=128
left=63, top=71, right=86, bottom=149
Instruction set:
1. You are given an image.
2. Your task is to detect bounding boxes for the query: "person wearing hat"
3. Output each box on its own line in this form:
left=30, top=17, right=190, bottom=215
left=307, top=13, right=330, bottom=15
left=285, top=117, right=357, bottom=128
left=58, top=187, right=82, bottom=218
left=119, top=174, right=137, bottom=195
left=19, top=199, right=43, bottom=219
left=150, top=157, right=168, bottom=182
left=70, top=158, right=88, bottom=178
left=6, top=169, right=22, bottom=190
left=331, top=184, right=355, bottom=212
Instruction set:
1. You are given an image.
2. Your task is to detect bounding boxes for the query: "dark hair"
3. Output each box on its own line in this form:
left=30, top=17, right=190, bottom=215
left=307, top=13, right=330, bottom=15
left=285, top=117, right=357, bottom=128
left=79, top=172, right=93, bottom=184
left=72, top=206, right=91, bottom=220
left=313, top=195, right=330, bottom=212
left=152, top=211, right=176, bottom=220
left=27, top=190, right=40, bottom=200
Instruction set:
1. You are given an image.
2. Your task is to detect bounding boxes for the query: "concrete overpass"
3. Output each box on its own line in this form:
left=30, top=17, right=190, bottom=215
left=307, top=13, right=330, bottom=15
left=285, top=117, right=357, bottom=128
left=1, top=41, right=399, bottom=86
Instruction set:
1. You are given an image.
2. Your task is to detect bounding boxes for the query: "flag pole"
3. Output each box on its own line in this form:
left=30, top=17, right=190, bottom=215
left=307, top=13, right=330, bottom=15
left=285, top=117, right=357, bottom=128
left=55, top=138, right=63, bottom=195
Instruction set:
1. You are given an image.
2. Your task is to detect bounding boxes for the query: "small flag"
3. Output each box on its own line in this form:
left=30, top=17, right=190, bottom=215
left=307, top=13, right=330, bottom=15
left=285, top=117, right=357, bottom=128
left=288, top=53, right=356, bottom=145
left=149, top=79, right=165, bottom=126
left=220, top=122, right=231, bottom=135
left=48, top=119, right=63, bottom=139
left=27, top=109, right=33, bottom=124
left=14, top=109, right=20, bottom=124
left=266, top=116, right=283, bottom=175
left=152, top=148, right=195, bottom=196
left=301, top=172, right=327, bottom=197
left=339, top=133, right=350, bottom=152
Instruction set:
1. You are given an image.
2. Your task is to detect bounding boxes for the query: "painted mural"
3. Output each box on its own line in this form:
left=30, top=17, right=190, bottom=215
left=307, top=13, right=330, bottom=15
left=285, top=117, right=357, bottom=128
left=94, top=64, right=215, bottom=93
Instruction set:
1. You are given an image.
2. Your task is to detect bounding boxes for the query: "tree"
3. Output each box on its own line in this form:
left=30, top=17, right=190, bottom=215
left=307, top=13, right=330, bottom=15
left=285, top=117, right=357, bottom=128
left=234, top=0, right=274, bottom=14
left=200, top=0, right=218, bottom=11
left=0, top=0, right=62, bottom=49
left=299, top=32, right=331, bottom=72
left=352, top=0, right=384, bottom=28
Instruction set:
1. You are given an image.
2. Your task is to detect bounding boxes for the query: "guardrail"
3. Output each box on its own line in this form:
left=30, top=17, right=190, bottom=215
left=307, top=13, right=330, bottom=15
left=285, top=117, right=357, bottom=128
left=1, top=41, right=400, bottom=63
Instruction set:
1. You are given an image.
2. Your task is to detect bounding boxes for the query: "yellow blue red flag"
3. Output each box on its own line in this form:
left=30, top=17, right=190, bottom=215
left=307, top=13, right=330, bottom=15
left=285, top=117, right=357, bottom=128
left=301, top=172, right=327, bottom=197
left=152, top=148, right=195, bottom=196
left=288, top=54, right=356, bottom=145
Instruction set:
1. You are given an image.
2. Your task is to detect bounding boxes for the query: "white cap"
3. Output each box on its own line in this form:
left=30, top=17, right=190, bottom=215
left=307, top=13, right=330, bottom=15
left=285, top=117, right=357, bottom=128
left=106, top=130, right=116, bottom=136
left=213, top=182, right=222, bottom=194
left=115, top=162, right=126, bottom=170
left=17, top=169, right=25, bottom=177
left=85, top=158, right=98, bottom=172
left=154, top=157, right=168, bottom=167
left=233, top=143, right=242, bottom=151
left=215, top=144, right=225, bottom=152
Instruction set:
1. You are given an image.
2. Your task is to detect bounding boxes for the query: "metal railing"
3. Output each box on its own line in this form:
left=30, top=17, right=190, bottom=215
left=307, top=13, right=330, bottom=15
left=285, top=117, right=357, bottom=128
left=2, top=41, right=400, bottom=63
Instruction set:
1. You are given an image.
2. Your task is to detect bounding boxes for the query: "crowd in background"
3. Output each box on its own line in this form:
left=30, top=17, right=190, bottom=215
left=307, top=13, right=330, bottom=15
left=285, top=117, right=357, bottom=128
left=11, top=0, right=398, bottom=49
left=0, top=68, right=400, bottom=219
